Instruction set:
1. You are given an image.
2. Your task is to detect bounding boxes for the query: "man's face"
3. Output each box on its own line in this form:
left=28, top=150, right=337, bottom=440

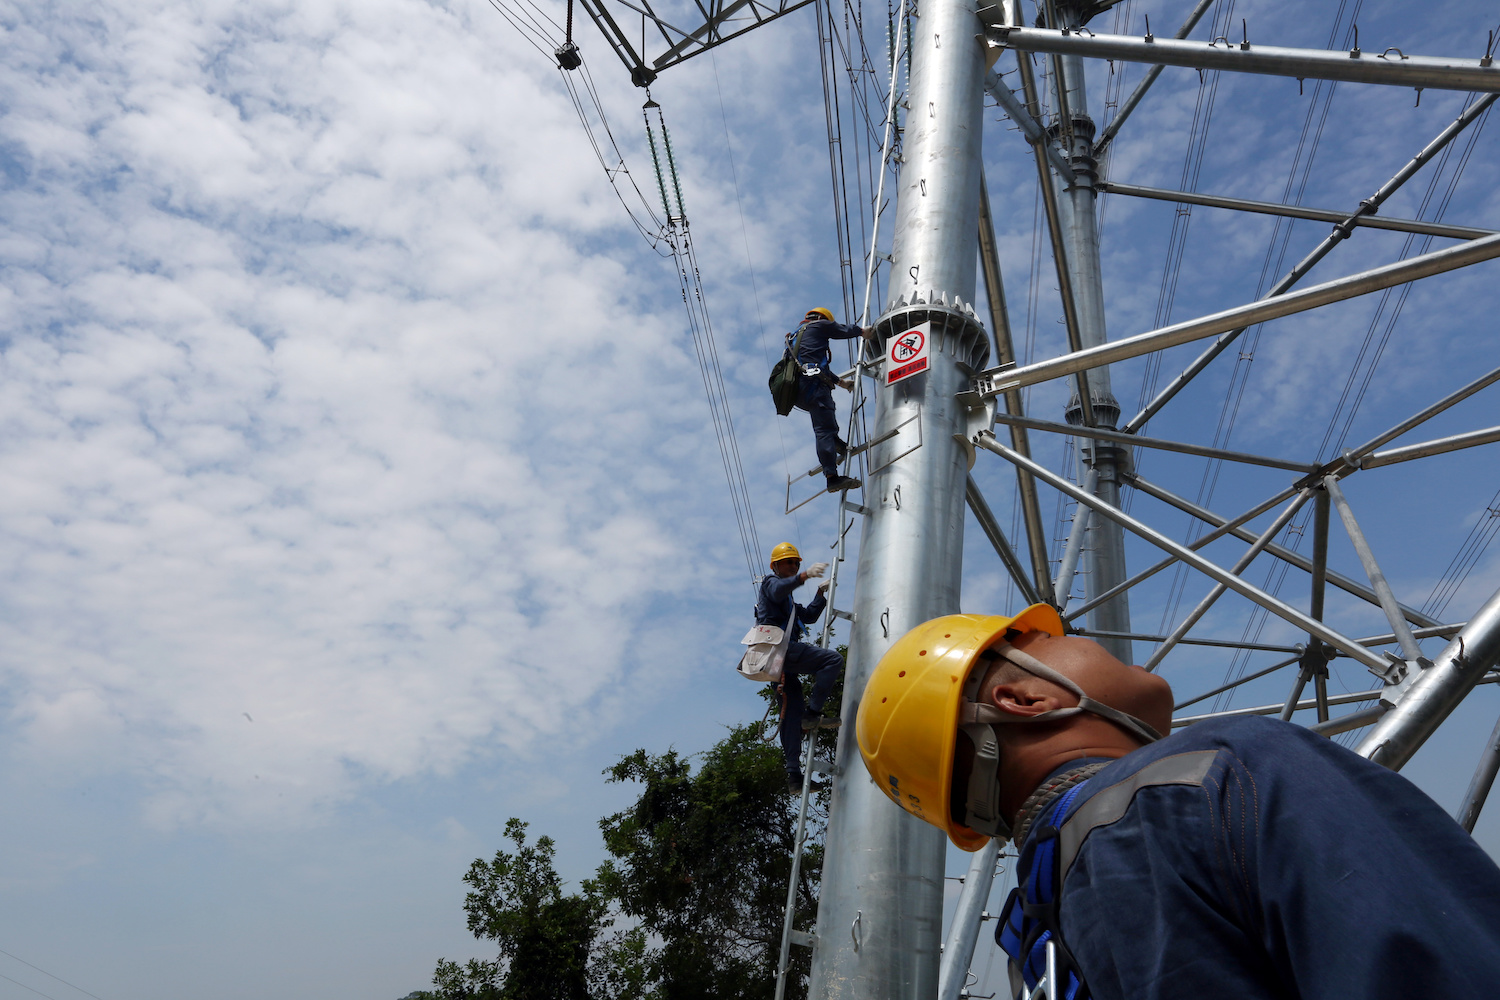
left=983, top=632, right=1175, bottom=741
left=772, top=558, right=801, bottom=579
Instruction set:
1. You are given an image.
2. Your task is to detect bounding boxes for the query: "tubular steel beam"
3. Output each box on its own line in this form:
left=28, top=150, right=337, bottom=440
left=1362, top=425, right=1500, bottom=469
left=1176, top=687, right=1389, bottom=727
left=1305, top=489, right=1333, bottom=722
left=1064, top=485, right=1301, bottom=623
left=1308, top=704, right=1389, bottom=737
left=967, top=474, right=1043, bottom=607
left=938, top=838, right=1000, bottom=1000
left=983, top=25, right=1500, bottom=94
left=1184, top=675, right=1500, bottom=729
left=1099, top=181, right=1495, bottom=241
left=1142, top=490, right=1312, bottom=672
left=1339, top=364, right=1500, bottom=465
left=1173, top=654, right=1304, bottom=712
left=1093, top=0, right=1217, bottom=154
left=983, top=70, right=1076, bottom=181
left=970, top=232, right=1500, bottom=399
left=1359, top=586, right=1500, bottom=770
left=1053, top=468, right=1098, bottom=606
left=1120, top=94, right=1497, bottom=434
left=1355, top=623, right=1466, bottom=647
left=1079, top=630, right=1301, bottom=655
left=979, top=174, right=1056, bottom=606
left=1126, top=473, right=1445, bottom=631
left=1324, top=477, right=1424, bottom=663
left=993, top=412, right=1316, bottom=472
left=1456, top=709, right=1500, bottom=833
left=976, top=433, right=1390, bottom=673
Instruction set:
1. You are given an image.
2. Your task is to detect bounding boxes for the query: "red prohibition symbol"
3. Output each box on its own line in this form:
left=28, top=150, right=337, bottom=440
left=890, top=329, right=925, bottom=362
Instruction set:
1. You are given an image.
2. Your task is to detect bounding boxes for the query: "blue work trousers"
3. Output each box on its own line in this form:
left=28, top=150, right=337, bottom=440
left=779, top=641, right=843, bottom=777
left=796, top=375, right=843, bottom=479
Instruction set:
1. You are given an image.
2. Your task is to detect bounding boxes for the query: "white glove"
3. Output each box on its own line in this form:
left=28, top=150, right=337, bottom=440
left=804, top=562, right=830, bottom=580
left=816, top=577, right=833, bottom=593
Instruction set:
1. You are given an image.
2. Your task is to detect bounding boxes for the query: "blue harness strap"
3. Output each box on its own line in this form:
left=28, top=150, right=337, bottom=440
left=997, top=781, right=1092, bottom=1000
left=995, top=751, right=1222, bottom=1000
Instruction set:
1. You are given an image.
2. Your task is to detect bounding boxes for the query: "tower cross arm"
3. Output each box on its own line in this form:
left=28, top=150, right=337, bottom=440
left=984, top=25, right=1500, bottom=94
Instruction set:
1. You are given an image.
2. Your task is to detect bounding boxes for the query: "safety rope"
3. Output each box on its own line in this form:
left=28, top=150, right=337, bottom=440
left=1010, top=761, right=1109, bottom=851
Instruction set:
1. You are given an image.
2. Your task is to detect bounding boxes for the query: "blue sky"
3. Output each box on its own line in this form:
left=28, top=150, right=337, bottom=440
left=1, top=0, right=1498, bottom=997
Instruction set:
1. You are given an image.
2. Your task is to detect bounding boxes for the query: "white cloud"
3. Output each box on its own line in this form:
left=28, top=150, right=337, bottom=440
left=0, top=0, right=757, bottom=829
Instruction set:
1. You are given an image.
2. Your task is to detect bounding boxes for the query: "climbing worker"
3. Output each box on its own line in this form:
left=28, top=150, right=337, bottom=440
left=788, top=307, right=875, bottom=494
left=856, top=604, right=1500, bottom=1000
left=758, top=542, right=844, bottom=792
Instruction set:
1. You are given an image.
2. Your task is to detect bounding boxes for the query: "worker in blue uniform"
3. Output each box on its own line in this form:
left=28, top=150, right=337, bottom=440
left=789, top=307, right=875, bottom=494
left=857, top=604, right=1500, bottom=1000
left=759, top=542, right=844, bottom=792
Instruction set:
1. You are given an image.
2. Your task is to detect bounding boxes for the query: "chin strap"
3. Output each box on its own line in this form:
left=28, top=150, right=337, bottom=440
left=959, top=642, right=1165, bottom=744
left=957, top=641, right=1163, bottom=840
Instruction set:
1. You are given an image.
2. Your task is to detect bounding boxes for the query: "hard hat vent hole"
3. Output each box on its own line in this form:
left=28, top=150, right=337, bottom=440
left=919, top=650, right=927, bottom=656
left=898, top=670, right=906, bottom=677
left=944, top=633, right=951, bottom=638
left=881, top=696, right=888, bottom=703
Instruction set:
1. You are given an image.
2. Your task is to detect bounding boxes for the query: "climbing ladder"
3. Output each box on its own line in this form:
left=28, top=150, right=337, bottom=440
left=771, top=6, right=908, bottom=994
left=770, top=339, right=873, bottom=1000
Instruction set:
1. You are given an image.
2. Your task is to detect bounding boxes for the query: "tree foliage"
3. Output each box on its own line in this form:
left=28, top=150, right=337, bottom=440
left=423, top=653, right=846, bottom=1000
left=425, top=818, right=609, bottom=1000
left=595, top=723, right=822, bottom=999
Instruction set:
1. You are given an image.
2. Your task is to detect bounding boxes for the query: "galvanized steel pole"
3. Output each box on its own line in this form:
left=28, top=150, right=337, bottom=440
left=810, top=0, right=990, bottom=993
left=1051, top=0, right=1132, bottom=662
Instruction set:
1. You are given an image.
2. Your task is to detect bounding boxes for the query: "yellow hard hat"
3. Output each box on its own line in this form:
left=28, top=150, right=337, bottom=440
left=770, top=542, right=802, bottom=565
left=805, top=307, right=835, bottom=323
left=855, top=603, right=1064, bottom=850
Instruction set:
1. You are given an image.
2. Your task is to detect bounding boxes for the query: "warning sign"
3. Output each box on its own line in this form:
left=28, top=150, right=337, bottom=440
left=885, top=322, right=931, bottom=386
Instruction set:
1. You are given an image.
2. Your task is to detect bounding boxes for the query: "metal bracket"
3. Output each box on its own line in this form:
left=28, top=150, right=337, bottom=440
left=832, top=607, right=857, bottom=622
left=869, top=412, right=923, bottom=475
left=789, top=928, right=816, bottom=949
left=1374, top=651, right=1433, bottom=688
left=954, top=393, right=998, bottom=470
left=967, top=362, right=1018, bottom=401
left=842, top=500, right=872, bottom=517
left=812, top=757, right=842, bottom=776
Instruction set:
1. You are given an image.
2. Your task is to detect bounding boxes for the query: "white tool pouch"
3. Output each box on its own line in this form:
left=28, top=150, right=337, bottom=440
left=738, top=607, right=796, bottom=683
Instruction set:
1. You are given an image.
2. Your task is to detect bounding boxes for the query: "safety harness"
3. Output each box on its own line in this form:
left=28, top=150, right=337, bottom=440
left=995, top=750, right=1222, bottom=1000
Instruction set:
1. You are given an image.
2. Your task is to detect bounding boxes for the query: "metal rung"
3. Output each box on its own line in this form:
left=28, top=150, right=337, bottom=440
left=812, top=757, right=841, bottom=776
left=790, top=928, right=816, bottom=949
left=801, top=425, right=906, bottom=478
left=832, top=607, right=856, bottom=621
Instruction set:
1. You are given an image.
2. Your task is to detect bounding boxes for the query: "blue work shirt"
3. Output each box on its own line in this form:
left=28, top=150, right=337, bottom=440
left=1008, top=715, right=1500, bottom=1000
left=788, top=318, right=865, bottom=372
left=755, top=572, right=827, bottom=643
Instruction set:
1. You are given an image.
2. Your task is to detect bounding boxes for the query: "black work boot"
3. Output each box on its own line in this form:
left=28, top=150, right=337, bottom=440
left=826, top=474, right=862, bottom=493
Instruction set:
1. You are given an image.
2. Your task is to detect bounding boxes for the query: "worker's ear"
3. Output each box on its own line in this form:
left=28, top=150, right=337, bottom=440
left=986, top=680, right=1070, bottom=719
